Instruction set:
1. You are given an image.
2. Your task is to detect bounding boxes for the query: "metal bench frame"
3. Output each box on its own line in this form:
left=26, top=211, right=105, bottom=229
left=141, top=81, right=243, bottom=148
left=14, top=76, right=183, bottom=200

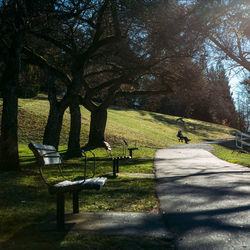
left=123, top=139, right=139, bottom=158
left=29, top=142, right=106, bottom=231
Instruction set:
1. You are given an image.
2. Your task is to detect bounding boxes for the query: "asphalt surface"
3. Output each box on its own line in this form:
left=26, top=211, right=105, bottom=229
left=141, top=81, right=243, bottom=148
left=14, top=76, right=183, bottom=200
left=155, top=142, right=250, bottom=250
left=45, top=212, right=171, bottom=239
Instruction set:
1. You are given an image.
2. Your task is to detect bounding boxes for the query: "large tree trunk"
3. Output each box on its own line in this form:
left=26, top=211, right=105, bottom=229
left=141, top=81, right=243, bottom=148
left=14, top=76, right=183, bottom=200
left=43, top=103, right=65, bottom=150
left=87, top=107, right=108, bottom=148
left=67, top=99, right=81, bottom=156
left=0, top=33, right=23, bottom=171
left=43, top=69, right=66, bottom=150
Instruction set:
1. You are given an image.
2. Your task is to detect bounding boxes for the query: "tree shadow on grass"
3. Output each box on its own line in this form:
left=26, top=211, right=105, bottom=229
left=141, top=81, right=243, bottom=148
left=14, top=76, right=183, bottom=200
left=138, top=111, right=234, bottom=139
left=0, top=174, right=174, bottom=249
left=0, top=223, right=175, bottom=250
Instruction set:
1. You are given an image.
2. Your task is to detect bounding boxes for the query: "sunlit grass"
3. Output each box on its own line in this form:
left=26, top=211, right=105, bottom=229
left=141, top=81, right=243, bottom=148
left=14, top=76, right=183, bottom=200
left=1, top=94, right=236, bottom=148
left=212, top=144, right=250, bottom=167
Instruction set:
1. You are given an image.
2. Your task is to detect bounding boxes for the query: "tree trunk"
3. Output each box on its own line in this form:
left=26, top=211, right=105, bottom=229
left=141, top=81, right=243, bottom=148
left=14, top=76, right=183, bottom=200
left=43, top=103, right=65, bottom=150
left=87, top=107, right=108, bottom=148
left=0, top=33, right=23, bottom=171
left=67, top=99, right=81, bottom=156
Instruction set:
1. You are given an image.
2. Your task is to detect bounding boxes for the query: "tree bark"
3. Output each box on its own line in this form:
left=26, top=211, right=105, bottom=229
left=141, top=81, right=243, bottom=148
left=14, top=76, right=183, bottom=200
left=0, top=32, right=23, bottom=171
left=67, top=99, right=81, bottom=156
left=42, top=70, right=64, bottom=149
left=43, top=103, right=65, bottom=150
left=87, top=107, right=108, bottom=148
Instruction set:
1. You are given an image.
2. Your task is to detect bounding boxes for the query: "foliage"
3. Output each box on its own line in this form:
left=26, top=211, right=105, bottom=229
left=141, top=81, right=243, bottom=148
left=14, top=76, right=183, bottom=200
left=193, top=0, right=250, bottom=72
left=136, top=58, right=239, bottom=128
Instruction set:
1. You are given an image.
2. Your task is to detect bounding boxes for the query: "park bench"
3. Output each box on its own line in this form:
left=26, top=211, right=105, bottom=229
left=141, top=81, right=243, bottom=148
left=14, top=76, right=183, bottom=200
left=28, top=142, right=107, bottom=231
left=123, top=139, right=139, bottom=158
left=104, top=141, right=131, bottom=177
left=81, top=141, right=131, bottom=177
left=89, top=141, right=153, bottom=177
left=177, top=135, right=184, bottom=142
left=114, top=140, right=153, bottom=175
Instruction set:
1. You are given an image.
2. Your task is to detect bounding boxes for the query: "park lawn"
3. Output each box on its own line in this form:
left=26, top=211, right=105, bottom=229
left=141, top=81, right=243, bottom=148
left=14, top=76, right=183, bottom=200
left=0, top=95, right=238, bottom=249
left=212, top=144, right=250, bottom=167
left=0, top=172, right=160, bottom=249
left=0, top=95, right=236, bottom=148
left=0, top=145, right=159, bottom=249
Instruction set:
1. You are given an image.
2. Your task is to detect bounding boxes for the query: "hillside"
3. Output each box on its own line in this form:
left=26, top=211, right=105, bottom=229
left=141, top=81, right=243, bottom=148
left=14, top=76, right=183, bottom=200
left=0, top=94, right=236, bottom=148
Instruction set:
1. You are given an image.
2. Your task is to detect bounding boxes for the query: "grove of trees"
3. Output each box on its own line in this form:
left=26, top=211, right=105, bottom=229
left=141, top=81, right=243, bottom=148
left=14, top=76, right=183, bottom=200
left=0, top=0, right=249, bottom=171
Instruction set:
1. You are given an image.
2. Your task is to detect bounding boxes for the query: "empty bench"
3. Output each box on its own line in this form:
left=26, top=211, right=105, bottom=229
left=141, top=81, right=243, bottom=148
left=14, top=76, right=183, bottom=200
left=103, top=141, right=131, bottom=177
left=29, top=142, right=107, bottom=231
left=123, top=139, right=139, bottom=158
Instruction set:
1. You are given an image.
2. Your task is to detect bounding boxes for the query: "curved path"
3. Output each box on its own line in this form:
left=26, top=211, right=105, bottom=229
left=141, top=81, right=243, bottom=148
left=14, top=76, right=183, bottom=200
left=155, top=142, right=250, bottom=250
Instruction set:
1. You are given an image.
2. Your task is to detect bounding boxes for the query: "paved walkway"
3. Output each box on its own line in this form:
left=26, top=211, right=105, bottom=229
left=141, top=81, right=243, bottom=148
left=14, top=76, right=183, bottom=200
left=155, top=142, right=250, bottom=250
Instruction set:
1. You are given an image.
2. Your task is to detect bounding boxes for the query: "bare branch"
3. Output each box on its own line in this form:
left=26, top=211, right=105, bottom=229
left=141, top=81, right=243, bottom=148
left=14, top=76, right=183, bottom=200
left=116, top=89, right=173, bottom=98
left=22, top=47, right=72, bottom=86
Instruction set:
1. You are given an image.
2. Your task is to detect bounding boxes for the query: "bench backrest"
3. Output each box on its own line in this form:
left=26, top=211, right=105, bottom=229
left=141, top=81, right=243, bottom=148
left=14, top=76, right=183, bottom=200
left=29, top=142, right=61, bottom=166
left=103, top=141, right=112, bottom=151
left=123, top=139, right=128, bottom=146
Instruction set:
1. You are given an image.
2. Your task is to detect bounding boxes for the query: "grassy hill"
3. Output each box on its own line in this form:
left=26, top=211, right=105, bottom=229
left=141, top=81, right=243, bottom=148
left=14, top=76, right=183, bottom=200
left=1, top=94, right=236, bottom=150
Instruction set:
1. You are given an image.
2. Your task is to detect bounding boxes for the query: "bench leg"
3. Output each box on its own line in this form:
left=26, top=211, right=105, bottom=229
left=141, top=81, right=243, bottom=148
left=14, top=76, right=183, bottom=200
left=116, top=158, right=119, bottom=173
left=113, top=159, right=116, bottom=177
left=73, top=191, right=79, bottom=214
left=56, top=193, right=65, bottom=231
left=129, top=149, right=133, bottom=158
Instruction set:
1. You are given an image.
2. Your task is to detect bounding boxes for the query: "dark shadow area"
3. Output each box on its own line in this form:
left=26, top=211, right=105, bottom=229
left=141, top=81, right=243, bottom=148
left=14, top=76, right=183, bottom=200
left=217, top=139, right=250, bottom=152
left=0, top=224, right=73, bottom=250
left=163, top=203, right=250, bottom=244
left=147, top=113, right=179, bottom=126
left=33, top=95, right=48, bottom=101
left=0, top=222, right=175, bottom=250
left=156, top=165, right=250, bottom=248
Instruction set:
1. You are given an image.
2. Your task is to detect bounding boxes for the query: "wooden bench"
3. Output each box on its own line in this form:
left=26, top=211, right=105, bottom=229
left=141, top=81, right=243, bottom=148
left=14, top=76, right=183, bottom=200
left=29, top=142, right=107, bottom=231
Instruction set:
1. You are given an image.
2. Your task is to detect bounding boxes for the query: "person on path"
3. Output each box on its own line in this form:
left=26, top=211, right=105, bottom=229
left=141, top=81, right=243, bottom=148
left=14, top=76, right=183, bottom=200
left=177, top=130, right=191, bottom=144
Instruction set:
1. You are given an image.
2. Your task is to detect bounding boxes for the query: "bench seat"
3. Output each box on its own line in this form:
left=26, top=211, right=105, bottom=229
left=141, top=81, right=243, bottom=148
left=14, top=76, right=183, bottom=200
left=49, top=177, right=107, bottom=194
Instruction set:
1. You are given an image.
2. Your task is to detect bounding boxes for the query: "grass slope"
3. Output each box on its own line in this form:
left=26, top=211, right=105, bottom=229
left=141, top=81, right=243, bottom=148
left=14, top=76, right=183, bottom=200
left=1, top=94, right=236, bottom=149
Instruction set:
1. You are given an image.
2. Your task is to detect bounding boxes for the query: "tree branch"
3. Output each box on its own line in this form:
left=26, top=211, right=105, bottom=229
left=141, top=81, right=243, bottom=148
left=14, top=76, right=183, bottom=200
left=22, top=47, right=72, bottom=86
left=92, top=0, right=108, bottom=43
left=209, top=35, right=250, bottom=72
left=116, top=89, right=173, bottom=98
left=29, top=32, right=73, bottom=54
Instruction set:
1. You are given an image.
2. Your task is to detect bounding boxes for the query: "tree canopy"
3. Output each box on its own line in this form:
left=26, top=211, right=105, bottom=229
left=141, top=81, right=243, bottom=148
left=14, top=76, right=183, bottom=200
left=0, top=0, right=249, bottom=170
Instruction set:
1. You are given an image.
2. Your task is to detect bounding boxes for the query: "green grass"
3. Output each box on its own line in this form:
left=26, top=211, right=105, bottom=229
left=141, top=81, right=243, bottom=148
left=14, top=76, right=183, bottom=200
left=0, top=94, right=240, bottom=249
left=2, top=94, right=235, bottom=148
left=212, top=144, right=250, bottom=167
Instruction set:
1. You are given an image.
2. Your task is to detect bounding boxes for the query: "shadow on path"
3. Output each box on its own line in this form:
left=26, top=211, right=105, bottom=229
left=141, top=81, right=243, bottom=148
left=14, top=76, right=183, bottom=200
left=155, top=145, right=250, bottom=249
